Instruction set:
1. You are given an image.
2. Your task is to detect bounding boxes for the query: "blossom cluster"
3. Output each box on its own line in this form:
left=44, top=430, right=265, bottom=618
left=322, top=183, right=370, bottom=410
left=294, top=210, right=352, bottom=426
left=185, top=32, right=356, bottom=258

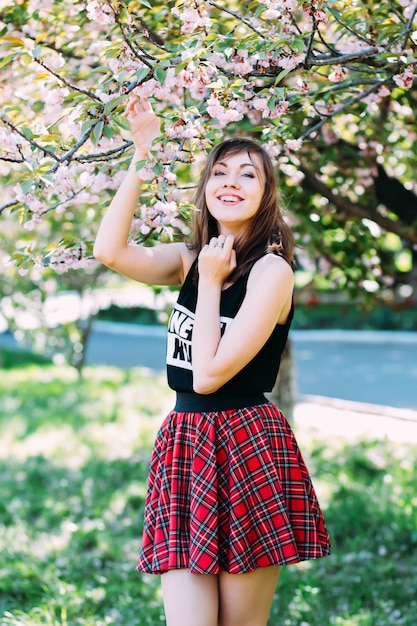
left=86, top=0, right=115, bottom=25
left=48, top=243, right=97, bottom=273
left=131, top=199, right=188, bottom=238
left=171, top=2, right=211, bottom=34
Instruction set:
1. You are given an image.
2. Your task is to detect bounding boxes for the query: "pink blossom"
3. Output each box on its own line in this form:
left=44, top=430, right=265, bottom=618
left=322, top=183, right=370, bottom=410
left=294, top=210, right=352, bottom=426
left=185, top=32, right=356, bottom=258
left=14, top=185, right=45, bottom=213
left=263, top=9, right=280, bottom=19
left=393, top=68, right=414, bottom=88
left=285, top=138, right=303, bottom=152
left=137, top=163, right=157, bottom=181
left=24, top=214, right=43, bottom=231
left=86, top=0, right=115, bottom=24
left=314, top=10, right=328, bottom=22
left=79, top=171, right=93, bottom=187
left=162, top=167, right=177, bottom=184
left=328, top=67, right=349, bottom=83
left=0, top=127, right=20, bottom=151
left=207, top=98, right=243, bottom=125
left=53, top=165, right=75, bottom=198
left=362, top=92, right=382, bottom=111
left=252, top=97, right=289, bottom=118
left=277, top=54, right=305, bottom=69
left=295, top=77, right=310, bottom=92
left=261, top=0, right=298, bottom=14
left=44, top=87, right=69, bottom=106
left=321, top=126, right=339, bottom=145
left=356, top=168, right=374, bottom=187
left=336, top=35, right=374, bottom=54
left=171, top=6, right=211, bottom=34
left=271, top=100, right=289, bottom=117
left=229, top=54, right=254, bottom=76
left=49, top=242, right=95, bottom=272
left=262, top=140, right=281, bottom=159
left=157, top=144, right=181, bottom=162
left=252, top=97, right=269, bottom=112
left=154, top=200, right=177, bottom=215
left=140, top=224, right=152, bottom=235
left=377, top=85, right=391, bottom=97
left=207, top=52, right=228, bottom=69
left=165, top=120, right=200, bottom=139
left=91, top=172, right=112, bottom=193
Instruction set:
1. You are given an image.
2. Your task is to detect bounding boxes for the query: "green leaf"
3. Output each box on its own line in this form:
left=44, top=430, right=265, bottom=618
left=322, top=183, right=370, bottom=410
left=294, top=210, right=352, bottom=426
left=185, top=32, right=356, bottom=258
left=80, top=118, right=96, bottom=135
left=136, top=67, right=151, bottom=83
left=154, top=68, right=167, bottom=85
left=92, top=120, right=104, bottom=145
left=267, top=96, right=276, bottom=111
left=175, top=61, right=189, bottom=75
left=274, top=67, right=294, bottom=85
left=21, top=180, right=34, bottom=194
left=103, top=124, right=114, bottom=139
left=113, top=115, right=131, bottom=130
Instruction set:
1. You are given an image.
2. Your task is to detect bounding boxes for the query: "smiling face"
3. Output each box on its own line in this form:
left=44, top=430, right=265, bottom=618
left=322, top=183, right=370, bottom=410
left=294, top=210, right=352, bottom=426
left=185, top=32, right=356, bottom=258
left=204, top=151, right=265, bottom=236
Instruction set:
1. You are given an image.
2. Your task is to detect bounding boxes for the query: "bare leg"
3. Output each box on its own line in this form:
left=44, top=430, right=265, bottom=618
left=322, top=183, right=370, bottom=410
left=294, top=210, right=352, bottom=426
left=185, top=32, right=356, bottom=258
left=161, top=569, right=219, bottom=626
left=218, top=565, right=281, bottom=626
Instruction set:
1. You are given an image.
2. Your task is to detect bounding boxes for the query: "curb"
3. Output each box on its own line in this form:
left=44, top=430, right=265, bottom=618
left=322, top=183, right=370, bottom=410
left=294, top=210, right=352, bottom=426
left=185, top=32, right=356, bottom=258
left=91, top=322, right=417, bottom=344
left=299, top=394, right=417, bottom=422
left=92, top=320, right=166, bottom=337
left=290, top=329, right=417, bottom=343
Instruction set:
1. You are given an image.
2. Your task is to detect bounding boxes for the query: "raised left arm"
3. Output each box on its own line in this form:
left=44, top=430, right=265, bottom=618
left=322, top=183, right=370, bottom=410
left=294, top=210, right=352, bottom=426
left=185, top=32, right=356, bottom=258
left=192, top=248, right=294, bottom=395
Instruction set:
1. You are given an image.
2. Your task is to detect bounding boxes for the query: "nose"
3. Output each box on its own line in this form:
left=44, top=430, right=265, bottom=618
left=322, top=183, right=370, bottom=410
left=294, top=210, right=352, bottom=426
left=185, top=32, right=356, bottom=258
left=222, top=173, right=239, bottom=188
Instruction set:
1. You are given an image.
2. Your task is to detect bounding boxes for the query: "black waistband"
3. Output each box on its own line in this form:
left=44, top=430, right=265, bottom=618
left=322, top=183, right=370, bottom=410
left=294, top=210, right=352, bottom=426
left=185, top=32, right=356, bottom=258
left=174, top=391, right=268, bottom=413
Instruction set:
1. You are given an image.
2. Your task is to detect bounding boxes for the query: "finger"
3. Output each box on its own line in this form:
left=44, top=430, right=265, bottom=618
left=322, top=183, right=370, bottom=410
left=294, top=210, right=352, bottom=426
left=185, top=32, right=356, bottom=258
left=223, top=234, right=234, bottom=254
left=229, top=249, right=237, bottom=271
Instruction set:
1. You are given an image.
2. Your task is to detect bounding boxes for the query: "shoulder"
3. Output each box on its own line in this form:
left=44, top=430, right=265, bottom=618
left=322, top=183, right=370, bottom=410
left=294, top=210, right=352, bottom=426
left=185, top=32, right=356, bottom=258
left=179, top=242, right=198, bottom=283
left=248, top=254, right=294, bottom=290
left=246, top=254, right=293, bottom=324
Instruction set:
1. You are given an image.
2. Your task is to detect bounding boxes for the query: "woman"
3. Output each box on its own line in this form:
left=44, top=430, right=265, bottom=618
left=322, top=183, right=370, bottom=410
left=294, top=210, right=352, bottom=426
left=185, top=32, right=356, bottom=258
left=94, top=95, right=332, bottom=626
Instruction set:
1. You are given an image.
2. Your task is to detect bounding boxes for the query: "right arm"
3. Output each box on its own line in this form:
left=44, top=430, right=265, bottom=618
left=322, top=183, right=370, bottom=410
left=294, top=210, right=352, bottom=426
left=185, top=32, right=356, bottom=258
left=93, top=96, right=194, bottom=286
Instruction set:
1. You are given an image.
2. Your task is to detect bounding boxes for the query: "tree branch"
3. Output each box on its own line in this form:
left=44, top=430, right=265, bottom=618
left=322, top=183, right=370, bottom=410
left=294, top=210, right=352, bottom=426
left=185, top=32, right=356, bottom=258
left=304, top=46, right=381, bottom=68
left=113, top=10, right=156, bottom=67
left=33, top=57, right=103, bottom=102
left=208, top=1, right=266, bottom=38
left=0, top=115, right=59, bottom=161
left=300, top=166, right=417, bottom=245
left=0, top=199, right=19, bottom=215
left=297, top=79, right=391, bottom=143
left=73, top=142, right=132, bottom=162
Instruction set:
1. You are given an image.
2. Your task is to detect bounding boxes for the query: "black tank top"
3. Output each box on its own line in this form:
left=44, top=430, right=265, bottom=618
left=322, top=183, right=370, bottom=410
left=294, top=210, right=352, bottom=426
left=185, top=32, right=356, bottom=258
left=166, top=257, right=294, bottom=412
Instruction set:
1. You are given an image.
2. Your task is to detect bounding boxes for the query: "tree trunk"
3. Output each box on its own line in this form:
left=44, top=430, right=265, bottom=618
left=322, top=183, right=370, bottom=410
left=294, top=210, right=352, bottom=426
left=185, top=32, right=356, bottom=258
left=266, top=339, right=296, bottom=423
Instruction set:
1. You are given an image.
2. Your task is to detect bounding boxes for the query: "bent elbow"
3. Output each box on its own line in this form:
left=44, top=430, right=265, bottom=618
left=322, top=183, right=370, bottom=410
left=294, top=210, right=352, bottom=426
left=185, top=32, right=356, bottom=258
left=93, top=242, right=114, bottom=267
left=192, top=376, right=221, bottom=395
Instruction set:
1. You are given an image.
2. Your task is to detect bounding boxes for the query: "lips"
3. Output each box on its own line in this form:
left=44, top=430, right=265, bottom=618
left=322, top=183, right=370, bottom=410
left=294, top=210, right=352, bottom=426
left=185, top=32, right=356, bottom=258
left=217, top=194, right=244, bottom=203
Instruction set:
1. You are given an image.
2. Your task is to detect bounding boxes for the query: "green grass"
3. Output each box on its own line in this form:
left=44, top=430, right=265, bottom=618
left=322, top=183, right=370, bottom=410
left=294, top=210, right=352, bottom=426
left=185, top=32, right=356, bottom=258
left=0, top=357, right=416, bottom=625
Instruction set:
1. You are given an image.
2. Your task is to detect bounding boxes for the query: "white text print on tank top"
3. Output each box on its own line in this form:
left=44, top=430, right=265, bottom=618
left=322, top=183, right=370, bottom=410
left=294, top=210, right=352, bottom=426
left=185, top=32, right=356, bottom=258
left=166, top=302, right=233, bottom=371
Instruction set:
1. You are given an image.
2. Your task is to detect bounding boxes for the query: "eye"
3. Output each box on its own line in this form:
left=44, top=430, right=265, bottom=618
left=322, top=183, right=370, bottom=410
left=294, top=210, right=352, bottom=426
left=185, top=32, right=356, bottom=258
left=242, top=171, right=255, bottom=178
left=213, top=170, right=226, bottom=176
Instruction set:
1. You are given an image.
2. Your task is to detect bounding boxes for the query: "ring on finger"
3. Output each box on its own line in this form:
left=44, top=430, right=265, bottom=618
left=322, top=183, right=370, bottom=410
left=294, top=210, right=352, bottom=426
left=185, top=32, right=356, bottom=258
left=215, top=241, right=224, bottom=248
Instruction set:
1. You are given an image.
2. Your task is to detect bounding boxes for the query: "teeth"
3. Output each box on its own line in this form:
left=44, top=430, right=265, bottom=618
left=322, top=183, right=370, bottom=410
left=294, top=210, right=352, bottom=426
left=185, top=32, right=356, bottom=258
left=219, top=196, right=240, bottom=202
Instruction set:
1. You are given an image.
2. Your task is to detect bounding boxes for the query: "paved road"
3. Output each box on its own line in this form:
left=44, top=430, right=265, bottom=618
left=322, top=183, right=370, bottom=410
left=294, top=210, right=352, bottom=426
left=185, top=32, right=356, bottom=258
left=84, top=324, right=417, bottom=411
left=2, top=325, right=416, bottom=410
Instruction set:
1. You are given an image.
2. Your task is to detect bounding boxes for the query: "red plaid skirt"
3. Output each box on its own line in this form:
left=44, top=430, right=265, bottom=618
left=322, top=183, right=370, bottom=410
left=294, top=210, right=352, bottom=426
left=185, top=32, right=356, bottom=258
left=136, top=401, right=332, bottom=574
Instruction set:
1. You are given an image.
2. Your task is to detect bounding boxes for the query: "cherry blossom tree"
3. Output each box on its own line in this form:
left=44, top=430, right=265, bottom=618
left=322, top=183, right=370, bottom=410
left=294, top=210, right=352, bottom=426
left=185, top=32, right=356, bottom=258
left=1, top=0, right=416, bottom=376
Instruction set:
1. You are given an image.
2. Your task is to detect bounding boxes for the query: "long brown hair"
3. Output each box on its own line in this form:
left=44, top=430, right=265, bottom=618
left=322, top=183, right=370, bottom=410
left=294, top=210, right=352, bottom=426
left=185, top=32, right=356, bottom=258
left=190, top=137, right=294, bottom=280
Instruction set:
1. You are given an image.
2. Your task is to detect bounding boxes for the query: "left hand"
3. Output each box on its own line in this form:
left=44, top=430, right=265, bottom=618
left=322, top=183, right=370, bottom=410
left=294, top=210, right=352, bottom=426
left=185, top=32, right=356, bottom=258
left=198, top=235, right=237, bottom=287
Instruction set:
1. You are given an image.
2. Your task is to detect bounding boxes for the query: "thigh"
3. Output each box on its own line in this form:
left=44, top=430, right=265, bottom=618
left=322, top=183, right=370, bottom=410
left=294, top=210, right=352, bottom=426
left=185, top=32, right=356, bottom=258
left=161, top=569, right=219, bottom=626
left=218, top=565, right=281, bottom=626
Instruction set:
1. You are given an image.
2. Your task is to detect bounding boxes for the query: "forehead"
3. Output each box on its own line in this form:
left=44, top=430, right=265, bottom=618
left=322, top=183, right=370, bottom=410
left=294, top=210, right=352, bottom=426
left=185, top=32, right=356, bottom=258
left=213, top=150, right=264, bottom=172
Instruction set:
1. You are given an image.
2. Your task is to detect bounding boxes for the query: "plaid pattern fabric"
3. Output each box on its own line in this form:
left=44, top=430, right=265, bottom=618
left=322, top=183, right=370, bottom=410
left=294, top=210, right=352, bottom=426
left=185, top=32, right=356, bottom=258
left=136, top=402, right=332, bottom=575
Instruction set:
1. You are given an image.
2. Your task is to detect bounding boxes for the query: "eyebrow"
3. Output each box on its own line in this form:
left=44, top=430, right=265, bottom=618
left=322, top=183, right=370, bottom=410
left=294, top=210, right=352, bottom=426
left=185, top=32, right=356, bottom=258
left=215, top=161, right=256, bottom=168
